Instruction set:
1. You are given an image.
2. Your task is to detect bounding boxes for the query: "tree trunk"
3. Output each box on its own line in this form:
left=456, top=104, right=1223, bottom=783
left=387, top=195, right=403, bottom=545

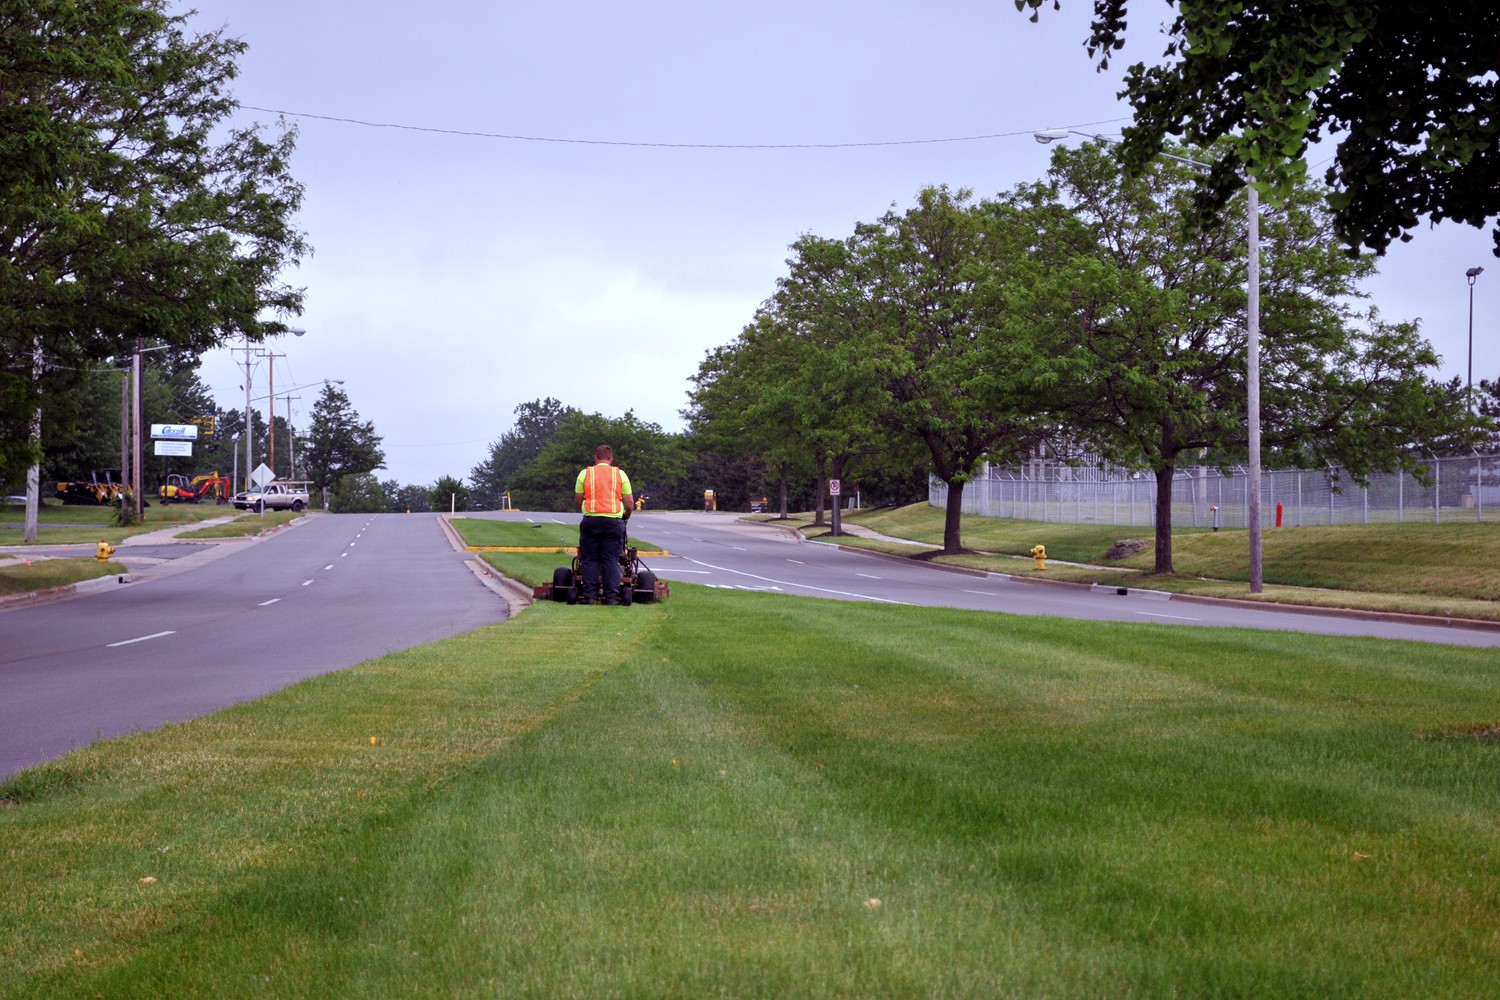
left=1152, top=464, right=1175, bottom=575
left=777, top=475, right=789, bottom=519
left=942, top=478, right=965, bottom=553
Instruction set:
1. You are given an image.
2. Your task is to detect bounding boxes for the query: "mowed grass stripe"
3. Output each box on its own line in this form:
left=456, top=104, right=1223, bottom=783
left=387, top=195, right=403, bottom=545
left=3, top=588, right=1499, bottom=998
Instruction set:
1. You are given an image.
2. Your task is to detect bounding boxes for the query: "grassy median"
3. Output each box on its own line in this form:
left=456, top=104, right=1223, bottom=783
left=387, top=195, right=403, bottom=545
left=4, top=582, right=1498, bottom=999
left=802, top=504, right=1500, bottom=620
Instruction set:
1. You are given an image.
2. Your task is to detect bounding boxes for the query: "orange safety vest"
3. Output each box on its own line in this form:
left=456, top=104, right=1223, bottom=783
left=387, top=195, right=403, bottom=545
left=581, top=463, right=624, bottom=515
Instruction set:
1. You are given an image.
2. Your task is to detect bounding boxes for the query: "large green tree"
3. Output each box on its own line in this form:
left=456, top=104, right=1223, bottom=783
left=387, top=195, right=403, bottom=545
left=510, top=411, right=688, bottom=512
left=301, top=383, right=385, bottom=494
left=832, top=187, right=1044, bottom=554
left=1018, top=0, right=1500, bottom=254
left=468, top=397, right=578, bottom=509
left=2, top=0, right=308, bottom=484
left=1020, top=141, right=1471, bottom=573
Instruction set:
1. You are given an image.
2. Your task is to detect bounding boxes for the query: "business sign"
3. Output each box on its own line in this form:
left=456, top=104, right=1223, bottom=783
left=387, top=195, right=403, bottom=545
left=154, top=440, right=193, bottom=457
left=150, top=423, right=199, bottom=441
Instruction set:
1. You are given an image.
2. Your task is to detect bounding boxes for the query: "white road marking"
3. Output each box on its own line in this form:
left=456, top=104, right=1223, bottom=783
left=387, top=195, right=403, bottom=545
left=684, top=557, right=906, bottom=605
left=962, top=589, right=995, bottom=596
left=258, top=598, right=281, bottom=607
left=302, top=580, right=314, bottom=587
left=1135, top=611, right=1202, bottom=621
left=340, top=552, right=348, bottom=558
left=324, top=564, right=334, bottom=570
left=787, top=559, right=805, bottom=565
left=856, top=573, right=881, bottom=579
left=107, top=631, right=175, bottom=647
left=732, top=546, right=747, bottom=551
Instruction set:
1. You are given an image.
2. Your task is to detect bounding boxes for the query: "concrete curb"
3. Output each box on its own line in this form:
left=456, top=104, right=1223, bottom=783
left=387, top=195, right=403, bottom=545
left=440, top=514, right=535, bottom=616
left=0, top=569, right=131, bottom=611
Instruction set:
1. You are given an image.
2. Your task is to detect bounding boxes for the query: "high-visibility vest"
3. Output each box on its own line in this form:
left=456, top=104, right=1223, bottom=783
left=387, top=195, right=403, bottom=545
left=581, top=463, right=624, bottom=515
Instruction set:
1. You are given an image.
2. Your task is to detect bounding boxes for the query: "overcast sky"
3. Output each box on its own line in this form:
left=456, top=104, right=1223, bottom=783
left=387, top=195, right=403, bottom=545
left=180, top=1, right=1500, bottom=487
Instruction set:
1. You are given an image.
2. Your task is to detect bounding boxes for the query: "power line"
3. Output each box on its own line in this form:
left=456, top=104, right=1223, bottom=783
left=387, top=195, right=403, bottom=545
left=236, top=105, right=1130, bottom=150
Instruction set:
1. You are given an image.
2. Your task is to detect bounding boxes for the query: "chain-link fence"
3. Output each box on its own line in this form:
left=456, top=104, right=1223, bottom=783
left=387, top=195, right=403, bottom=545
left=930, top=454, right=1500, bottom=528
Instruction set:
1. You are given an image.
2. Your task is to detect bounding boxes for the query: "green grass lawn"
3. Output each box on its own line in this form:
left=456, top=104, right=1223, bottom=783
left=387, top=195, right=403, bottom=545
left=0, top=557, right=127, bottom=595
left=4, top=585, right=1498, bottom=999
left=836, top=504, right=1500, bottom=612
left=0, top=500, right=235, bottom=546
left=449, top=515, right=659, bottom=552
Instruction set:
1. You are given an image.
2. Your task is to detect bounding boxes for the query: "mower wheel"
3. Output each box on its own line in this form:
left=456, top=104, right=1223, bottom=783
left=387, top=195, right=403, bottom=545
left=551, top=566, right=574, bottom=603
left=634, top=570, right=658, bottom=604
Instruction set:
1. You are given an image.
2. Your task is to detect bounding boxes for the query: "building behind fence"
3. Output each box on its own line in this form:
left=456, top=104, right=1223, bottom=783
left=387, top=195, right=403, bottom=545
left=930, top=454, right=1500, bottom=528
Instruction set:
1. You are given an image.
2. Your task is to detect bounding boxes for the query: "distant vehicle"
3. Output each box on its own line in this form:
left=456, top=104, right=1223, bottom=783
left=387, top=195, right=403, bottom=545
left=232, top=480, right=311, bottom=513
left=55, top=469, right=133, bottom=506
left=159, top=472, right=230, bottom=504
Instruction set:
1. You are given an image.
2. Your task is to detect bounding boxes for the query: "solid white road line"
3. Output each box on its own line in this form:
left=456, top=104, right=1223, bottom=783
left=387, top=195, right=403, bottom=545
left=683, top=557, right=906, bottom=605
left=107, top=631, right=176, bottom=647
left=258, top=598, right=281, bottom=607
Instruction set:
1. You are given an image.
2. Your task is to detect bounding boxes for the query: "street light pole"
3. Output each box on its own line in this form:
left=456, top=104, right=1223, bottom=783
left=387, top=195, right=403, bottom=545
left=1467, top=267, right=1484, bottom=413
left=1034, top=129, right=1264, bottom=591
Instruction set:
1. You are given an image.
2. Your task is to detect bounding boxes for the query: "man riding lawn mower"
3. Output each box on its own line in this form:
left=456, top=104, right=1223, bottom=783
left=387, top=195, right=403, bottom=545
left=531, top=444, right=668, bottom=606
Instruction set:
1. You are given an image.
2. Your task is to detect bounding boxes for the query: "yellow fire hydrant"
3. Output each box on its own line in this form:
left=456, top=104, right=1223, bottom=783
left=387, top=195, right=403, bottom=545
left=1029, top=543, right=1047, bottom=570
left=96, top=539, right=115, bottom=562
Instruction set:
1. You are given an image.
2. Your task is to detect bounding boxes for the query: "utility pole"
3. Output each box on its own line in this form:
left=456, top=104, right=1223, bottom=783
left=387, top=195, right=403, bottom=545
left=131, top=337, right=144, bottom=522
left=282, top=393, right=302, bottom=479
left=267, top=352, right=285, bottom=477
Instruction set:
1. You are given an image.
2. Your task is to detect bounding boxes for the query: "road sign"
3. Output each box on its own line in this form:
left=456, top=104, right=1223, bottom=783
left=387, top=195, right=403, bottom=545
left=251, top=463, right=276, bottom=487
left=829, top=479, right=841, bottom=496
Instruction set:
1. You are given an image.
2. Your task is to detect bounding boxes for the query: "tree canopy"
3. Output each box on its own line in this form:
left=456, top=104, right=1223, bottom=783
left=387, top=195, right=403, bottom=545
left=1018, top=0, right=1500, bottom=255
left=1018, top=141, right=1470, bottom=572
left=1, top=0, right=308, bottom=482
left=302, top=383, right=385, bottom=494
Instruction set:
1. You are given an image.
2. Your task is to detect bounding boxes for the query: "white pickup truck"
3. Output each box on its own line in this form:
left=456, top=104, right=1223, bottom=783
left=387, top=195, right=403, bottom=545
left=232, top=481, right=311, bottom=513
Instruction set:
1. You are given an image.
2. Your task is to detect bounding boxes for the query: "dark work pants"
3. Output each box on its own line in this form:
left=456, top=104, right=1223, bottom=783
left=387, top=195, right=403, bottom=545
left=578, top=515, right=625, bottom=603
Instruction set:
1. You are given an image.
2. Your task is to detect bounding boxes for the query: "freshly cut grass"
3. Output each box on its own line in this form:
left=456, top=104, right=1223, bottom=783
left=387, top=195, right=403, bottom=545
left=0, top=502, right=229, bottom=546
left=450, top=514, right=658, bottom=552
left=3, top=588, right=1499, bottom=998
left=0, top=558, right=125, bottom=595
left=847, top=504, right=1500, bottom=605
left=174, top=510, right=299, bottom=538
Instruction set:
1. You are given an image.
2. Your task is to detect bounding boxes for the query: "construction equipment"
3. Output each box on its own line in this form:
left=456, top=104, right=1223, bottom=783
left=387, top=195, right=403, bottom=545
left=533, top=529, right=668, bottom=605
left=55, top=469, right=131, bottom=506
left=159, top=472, right=231, bottom=504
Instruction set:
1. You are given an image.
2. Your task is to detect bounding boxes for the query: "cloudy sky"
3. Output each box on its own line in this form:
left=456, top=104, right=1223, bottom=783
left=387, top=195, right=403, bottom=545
left=180, top=1, right=1499, bottom=487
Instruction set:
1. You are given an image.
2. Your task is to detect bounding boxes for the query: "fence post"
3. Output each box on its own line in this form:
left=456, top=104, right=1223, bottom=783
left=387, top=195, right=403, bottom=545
left=1477, top=452, right=1484, bottom=523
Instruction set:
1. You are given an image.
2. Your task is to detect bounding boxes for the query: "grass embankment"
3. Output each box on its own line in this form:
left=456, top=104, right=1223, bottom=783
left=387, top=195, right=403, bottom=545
left=448, top=515, right=658, bottom=553
left=0, top=501, right=235, bottom=546
left=0, top=558, right=128, bottom=596
left=810, top=504, right=1500, bottom=620
left=4, top=584, right=1499, bottom=999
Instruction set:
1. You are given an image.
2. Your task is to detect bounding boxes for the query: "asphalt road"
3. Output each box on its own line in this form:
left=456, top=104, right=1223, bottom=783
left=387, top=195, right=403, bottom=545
left=0, top=513, right=507, bottom=780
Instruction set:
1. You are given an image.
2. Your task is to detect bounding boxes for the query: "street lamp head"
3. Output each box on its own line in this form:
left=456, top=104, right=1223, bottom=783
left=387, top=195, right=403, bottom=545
left=1466, top=266, right=1484, bottom=283
left=289, top=327, right=307, bottom=337
left=1033, top=129, right=1070, bottom=144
